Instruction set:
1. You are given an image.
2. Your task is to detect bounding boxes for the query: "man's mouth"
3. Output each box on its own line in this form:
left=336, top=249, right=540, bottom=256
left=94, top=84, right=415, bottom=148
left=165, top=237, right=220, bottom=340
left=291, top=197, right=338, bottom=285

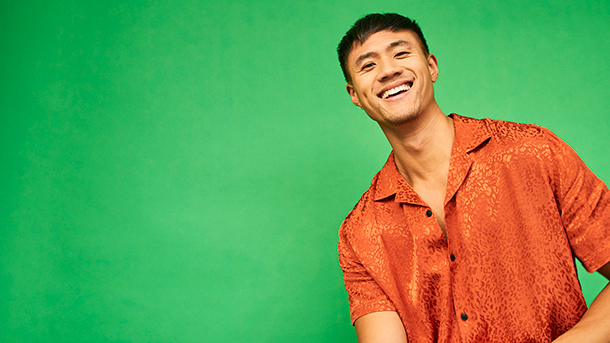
left=380, top=82, right=412, bottom=99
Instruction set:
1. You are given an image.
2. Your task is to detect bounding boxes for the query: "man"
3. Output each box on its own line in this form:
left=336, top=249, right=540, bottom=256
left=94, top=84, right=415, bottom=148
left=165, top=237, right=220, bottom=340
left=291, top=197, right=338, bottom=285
left=337, top=13, right=610, bottom=342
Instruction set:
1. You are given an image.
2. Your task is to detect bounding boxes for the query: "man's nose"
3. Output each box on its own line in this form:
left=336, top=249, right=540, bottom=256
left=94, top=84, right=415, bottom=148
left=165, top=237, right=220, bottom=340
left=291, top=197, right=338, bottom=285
left=377, top=58, right=402, bottom=82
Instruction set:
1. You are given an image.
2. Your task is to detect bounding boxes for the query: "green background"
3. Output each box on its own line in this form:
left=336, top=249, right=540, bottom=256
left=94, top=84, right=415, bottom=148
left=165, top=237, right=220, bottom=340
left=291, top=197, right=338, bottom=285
left=2, top=0, right=609, bottom=342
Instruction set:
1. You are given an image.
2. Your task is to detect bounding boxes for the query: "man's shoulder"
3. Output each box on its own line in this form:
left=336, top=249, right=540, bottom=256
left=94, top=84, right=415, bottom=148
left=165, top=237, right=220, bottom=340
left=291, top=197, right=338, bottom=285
left=481, top=117, right=551, bottom=140
left=456, top=114, right=564, bottom=151
left=340, top=171, right=382, bottom=234
left=339, top=154, right=409, bottom=245
left=457, top=115, right=580, bottom=182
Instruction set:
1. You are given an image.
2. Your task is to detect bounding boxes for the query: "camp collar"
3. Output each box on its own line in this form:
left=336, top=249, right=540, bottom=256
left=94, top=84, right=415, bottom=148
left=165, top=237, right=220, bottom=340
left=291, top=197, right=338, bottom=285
left=374, top=113, right=492, bottom=204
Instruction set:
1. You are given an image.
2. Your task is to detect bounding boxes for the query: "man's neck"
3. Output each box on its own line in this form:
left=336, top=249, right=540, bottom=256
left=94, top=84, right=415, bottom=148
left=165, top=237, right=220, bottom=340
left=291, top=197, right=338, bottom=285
left=380, top=106, right=455, bottom=187
left=380, top=104, right=454, bottom=234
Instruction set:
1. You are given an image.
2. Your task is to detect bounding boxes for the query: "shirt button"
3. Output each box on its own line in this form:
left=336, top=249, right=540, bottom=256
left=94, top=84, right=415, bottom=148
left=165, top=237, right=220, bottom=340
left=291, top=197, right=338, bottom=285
left=450, top=254, right=456, bottom=261
left=425, top=210, right=433, bottom=217
left=461, top=313, right=468, bottom=321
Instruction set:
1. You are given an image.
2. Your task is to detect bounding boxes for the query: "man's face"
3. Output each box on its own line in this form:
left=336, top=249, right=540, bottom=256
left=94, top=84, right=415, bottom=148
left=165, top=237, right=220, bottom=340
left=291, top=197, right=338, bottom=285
left=346, top=30, right=439, bottom=127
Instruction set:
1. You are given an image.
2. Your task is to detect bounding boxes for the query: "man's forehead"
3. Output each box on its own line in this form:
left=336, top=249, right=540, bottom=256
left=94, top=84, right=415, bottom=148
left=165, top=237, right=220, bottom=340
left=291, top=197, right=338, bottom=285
left=348, top=30, right=420, bottom=62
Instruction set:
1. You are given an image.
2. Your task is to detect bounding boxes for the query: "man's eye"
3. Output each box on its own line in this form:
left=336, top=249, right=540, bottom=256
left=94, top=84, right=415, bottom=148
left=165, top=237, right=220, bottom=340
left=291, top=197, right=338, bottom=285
left=395, top=51, right=408, bottom=57
left=362, top=62, right=375, bottom=70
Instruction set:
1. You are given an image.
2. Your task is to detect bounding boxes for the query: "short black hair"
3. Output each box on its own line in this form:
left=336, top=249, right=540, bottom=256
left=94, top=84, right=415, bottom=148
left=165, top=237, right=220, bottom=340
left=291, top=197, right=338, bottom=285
left=337, top=13, right=429, bottom=83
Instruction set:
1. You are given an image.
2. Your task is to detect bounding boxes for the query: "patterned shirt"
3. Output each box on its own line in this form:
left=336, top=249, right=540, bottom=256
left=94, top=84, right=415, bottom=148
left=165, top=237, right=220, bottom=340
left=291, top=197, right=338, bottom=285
left=338, top=114, right=610, bottom=342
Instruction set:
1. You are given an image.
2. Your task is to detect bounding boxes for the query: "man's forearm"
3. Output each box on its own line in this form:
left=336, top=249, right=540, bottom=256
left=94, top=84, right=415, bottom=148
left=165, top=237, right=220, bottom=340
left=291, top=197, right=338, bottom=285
left=553, top=281, right=610, bottom=343
left=355, top=311, right=408, bottom=343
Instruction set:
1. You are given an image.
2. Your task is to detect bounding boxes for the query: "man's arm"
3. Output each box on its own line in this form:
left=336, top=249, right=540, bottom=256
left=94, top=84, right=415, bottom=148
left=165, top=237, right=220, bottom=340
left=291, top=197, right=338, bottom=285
left=354, top=311, right=408, bottom=343
left=553, top=261, right=610, bottom=343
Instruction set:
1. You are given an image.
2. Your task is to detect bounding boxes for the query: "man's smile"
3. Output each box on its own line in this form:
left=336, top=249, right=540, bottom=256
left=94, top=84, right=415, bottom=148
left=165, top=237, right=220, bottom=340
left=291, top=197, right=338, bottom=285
left=378, top=82, right=413, bottom=100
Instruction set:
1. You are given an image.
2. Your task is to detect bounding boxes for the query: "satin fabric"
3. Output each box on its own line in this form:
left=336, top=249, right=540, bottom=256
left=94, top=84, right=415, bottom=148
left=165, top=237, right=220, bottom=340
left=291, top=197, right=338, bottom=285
left=338, top=114, right=610, bottom=342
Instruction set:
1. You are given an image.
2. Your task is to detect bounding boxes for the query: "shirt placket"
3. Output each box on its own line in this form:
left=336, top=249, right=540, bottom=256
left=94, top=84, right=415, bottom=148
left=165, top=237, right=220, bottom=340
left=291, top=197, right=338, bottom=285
left=444, top=144, right=477, bottom=341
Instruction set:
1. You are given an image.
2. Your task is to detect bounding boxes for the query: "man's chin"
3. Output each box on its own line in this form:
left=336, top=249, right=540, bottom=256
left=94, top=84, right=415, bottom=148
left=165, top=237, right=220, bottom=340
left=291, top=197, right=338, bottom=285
left=380, top=110, right=420, bottom=126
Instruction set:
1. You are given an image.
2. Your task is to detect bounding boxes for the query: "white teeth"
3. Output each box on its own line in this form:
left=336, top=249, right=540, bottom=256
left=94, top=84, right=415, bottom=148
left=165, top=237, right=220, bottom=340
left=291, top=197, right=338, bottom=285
left=382, top=84, right=411, bottom=99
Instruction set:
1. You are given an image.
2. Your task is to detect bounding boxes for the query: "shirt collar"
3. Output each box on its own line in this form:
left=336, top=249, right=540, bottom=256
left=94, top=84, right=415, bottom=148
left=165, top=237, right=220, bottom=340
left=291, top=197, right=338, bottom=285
left=450, top=113, right=492, bottom=154
left=373, top=114, right=491, bottom=203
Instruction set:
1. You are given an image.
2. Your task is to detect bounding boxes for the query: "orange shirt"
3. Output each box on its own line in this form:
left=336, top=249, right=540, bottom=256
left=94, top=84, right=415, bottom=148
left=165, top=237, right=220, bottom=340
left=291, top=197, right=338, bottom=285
left=338, top=114, right=610, bottom=342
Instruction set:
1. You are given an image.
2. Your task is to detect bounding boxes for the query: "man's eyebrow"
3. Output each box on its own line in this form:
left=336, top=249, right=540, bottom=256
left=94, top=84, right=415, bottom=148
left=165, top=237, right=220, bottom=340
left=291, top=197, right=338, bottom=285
left=354, top=51, right=378, bottom=67
left=388, top=40, right=413, bottom=49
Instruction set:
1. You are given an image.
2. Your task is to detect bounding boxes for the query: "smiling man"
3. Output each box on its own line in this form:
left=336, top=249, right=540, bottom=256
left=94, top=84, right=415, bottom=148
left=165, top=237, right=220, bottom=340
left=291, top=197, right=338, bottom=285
left=336, top=13, right=610, bottom=343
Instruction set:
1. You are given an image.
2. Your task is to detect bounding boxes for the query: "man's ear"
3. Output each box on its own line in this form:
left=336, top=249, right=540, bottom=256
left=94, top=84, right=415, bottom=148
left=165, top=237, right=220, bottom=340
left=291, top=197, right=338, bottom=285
left=346, top=84, right=362, bottom=108
left=428, top=54, right=439, bottom=82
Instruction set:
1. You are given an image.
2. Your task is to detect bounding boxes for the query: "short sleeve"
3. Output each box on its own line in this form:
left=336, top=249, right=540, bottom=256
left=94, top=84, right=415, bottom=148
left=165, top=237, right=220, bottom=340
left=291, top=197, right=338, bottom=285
left=548, top=129, right=610, bottom=272
left=338, top=223, right=396, bottom=324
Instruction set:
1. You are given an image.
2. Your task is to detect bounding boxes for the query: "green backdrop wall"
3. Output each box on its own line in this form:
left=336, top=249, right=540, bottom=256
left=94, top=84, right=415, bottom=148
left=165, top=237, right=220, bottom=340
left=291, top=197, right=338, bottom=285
left=2, top=0, right=609, bottom=342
